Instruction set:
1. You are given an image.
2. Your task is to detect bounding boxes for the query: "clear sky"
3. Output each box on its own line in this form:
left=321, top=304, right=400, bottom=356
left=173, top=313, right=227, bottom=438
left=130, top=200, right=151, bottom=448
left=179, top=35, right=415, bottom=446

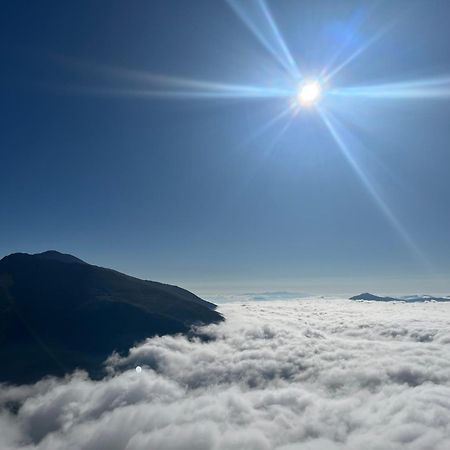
left=1, top=0, right=450, bottom=295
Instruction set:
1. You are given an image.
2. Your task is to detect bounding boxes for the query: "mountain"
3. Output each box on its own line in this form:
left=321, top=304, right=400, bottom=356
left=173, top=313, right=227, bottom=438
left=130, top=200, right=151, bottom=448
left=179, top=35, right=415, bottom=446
left=350, top=293, right=398, bottom=302
left=350, top=292, right=450, bottom=302
left=0, top=251, right=223, bottom=384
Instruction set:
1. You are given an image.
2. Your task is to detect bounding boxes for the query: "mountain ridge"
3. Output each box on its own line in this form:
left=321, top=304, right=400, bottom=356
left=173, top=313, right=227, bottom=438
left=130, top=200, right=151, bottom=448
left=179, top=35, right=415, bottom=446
left=350, top=292, right=450, bottom=302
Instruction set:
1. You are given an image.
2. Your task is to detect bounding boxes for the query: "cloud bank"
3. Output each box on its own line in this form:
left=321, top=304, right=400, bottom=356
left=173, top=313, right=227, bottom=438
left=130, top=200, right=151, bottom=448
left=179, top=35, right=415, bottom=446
left=1, top=298, right=450, bottom=449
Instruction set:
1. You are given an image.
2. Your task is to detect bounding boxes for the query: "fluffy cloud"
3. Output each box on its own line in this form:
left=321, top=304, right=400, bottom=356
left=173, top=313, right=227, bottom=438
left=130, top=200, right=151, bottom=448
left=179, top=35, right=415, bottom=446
left=1, top=298, right=450, bottom=449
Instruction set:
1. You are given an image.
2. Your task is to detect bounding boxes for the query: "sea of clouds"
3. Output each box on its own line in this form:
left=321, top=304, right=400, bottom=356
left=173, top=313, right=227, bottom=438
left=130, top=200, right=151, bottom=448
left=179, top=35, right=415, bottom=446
left=1, top=297, right=450, bottom=450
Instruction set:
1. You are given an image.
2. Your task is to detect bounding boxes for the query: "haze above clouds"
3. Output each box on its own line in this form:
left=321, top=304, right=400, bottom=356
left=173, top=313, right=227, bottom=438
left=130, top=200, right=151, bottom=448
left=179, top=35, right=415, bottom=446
left=1, top=298, right=450, bottom=450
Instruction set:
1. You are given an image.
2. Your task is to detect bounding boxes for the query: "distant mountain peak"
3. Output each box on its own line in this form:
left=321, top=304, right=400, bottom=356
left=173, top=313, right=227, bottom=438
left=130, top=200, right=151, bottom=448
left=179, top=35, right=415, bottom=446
left=350, top=292, right=450, bottom=302
left=350, top=293, right=398, bottom=301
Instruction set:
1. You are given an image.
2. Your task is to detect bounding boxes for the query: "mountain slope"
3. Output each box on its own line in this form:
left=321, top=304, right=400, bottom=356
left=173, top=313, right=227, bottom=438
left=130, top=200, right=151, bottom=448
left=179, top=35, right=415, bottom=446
left=0, top=251, right=222, bottom=384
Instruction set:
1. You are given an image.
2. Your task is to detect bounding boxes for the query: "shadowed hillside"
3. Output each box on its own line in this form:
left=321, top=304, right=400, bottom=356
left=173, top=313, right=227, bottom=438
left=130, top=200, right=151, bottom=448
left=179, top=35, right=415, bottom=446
left=0, top=251, right=222, bottom=384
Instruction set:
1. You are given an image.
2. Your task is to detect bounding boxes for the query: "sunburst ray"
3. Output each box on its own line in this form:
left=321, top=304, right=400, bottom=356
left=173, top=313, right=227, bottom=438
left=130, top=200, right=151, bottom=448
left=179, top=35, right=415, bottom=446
left=317, top=108, right=429, bottom=266
left=329, top=76, right=450, bottom=99
left=226, top=0, right=300, bottom=79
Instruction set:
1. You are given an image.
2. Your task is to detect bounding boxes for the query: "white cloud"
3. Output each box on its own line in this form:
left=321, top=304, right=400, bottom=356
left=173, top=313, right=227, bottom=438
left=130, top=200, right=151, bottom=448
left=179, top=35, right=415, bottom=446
left=1, top=298, right=450, bottom=449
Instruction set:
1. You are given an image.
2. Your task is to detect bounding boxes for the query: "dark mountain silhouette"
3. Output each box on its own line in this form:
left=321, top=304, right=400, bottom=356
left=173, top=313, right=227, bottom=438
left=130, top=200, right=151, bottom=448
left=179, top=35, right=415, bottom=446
left=0, top=251, right=223, bottom=384
left=30, top=250, right=87, bottom=265
left=350, top=292, right=450, bottom=302
left=350, top=293, right=398, bottom=302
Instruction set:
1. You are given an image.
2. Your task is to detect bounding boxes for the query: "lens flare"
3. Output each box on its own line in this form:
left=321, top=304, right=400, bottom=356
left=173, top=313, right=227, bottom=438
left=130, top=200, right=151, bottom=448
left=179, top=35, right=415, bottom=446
left=298, top=81, right=321, bottom=106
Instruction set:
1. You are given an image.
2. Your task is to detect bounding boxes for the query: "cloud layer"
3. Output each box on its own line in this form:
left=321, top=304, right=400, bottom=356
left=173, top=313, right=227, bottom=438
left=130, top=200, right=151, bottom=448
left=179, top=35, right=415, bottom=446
left=2, top=298, right=450, bottom=449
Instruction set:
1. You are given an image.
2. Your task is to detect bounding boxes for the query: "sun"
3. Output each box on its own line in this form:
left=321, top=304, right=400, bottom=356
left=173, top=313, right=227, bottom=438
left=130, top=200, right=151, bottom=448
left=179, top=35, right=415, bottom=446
left=297, top=80, right=321, bottom=106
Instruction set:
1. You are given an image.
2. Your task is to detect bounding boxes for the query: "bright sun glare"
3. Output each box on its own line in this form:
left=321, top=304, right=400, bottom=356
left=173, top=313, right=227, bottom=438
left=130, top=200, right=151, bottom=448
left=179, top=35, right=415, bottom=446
left=298, top=80, right=321, bottom=106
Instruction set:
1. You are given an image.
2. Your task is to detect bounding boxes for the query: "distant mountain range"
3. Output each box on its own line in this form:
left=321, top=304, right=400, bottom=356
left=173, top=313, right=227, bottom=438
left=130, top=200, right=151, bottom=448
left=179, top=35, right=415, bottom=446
left=0, top=251, right=223, bottom=384
left=350, top=292, right=450, bottom=302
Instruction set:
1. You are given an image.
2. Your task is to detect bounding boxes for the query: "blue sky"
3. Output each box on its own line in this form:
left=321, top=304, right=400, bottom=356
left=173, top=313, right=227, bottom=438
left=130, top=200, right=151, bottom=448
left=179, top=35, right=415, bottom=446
left=1, top=0, right=450, bottom=295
